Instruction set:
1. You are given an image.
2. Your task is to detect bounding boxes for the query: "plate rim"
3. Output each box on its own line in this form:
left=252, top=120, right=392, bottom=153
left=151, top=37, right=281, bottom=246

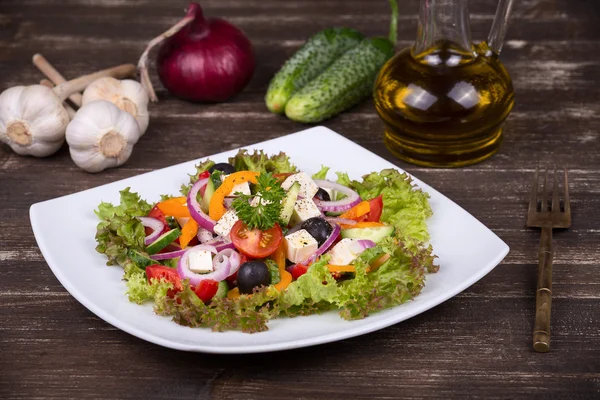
left=30, top=126, right=509, bottom=353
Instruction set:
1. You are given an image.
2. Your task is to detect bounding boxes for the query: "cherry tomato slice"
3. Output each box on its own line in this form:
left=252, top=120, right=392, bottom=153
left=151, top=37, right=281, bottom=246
left=146, top=265, right=182, bottom=297
left=230, top=221, right=283, bottom=258
left=193, top=280, right=219, bottom=303
left=146, top=205, right=169, bottom=236
left=289, top=264, right=308, bottom=280
left=358, top=195, right=384, bottom=223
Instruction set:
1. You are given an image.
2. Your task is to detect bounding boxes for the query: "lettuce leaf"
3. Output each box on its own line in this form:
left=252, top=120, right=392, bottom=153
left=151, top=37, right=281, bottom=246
left=125, top=271, right=175, bottom=305
left=350, top=169, right=432, bottom=251
left=312, top=165, right=330, bottom=180
left=228, top=149, right=298, bottom=174
left=155, top=283, right=280, bottom=333
left=180, top=159, right=215, bottom=196
left=95, top=188, right=151, bottom=272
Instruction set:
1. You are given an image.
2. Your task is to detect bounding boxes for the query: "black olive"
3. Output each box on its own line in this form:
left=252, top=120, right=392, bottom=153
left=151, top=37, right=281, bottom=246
left=301, top=217, right=333, bottom=247
left=315, top=188, right=331, bottom=201
left=209, top=162, right=236, bottom=175
left=237, top=261, right=271, bottom=294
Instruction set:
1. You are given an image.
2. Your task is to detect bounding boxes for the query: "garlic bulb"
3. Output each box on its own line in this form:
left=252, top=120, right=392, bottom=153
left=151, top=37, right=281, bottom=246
left=82, top=77, right=149, bottom=135
left=66, top=100, right=140, bottom=173
left=0, top=63, right=137, bottom=158
left=0, top=85, right=69, bottom=157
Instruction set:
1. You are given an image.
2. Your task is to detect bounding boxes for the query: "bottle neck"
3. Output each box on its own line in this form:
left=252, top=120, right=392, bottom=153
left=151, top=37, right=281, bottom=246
left=413, top=0, right=474, bottom=63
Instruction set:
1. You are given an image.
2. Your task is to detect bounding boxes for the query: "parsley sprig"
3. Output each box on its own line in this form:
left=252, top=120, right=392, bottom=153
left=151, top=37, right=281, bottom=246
left=232, top=173, right=285, bottom=231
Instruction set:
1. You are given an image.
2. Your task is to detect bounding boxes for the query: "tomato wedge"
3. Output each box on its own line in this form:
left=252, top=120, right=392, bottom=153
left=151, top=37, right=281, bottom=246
left=289, top=264, right=308, bottom=280
left=193, top=280, right=219, bottom=303
left=146, top=205, right=169, bottom=236
left=146, top=265, right=182, bottom=297
left=358, top=195, right=384, bottom=222
left=230, top=221, right=283, bottom=258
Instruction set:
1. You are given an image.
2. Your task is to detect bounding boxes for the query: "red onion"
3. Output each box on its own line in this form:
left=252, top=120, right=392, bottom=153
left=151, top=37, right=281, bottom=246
left=309, top=222, right=341, bottom=263
left=203, top=238, right=236, bottom=252
left=324, top=217, right=357, bottom=226
left=286, top=222, right=341, bottom=271
left=138, top=217, right=165, bottom=245
left=313, top=180, right=361, bottom=213
left=213, top=248, right=242, bottom=277
left=150, top=248, right=187, bottom=261
left=138, top=2, right=255, bottom=102
left=186, top=177, right=216, bottom=232
left=177, top=245, right=231, bottom=285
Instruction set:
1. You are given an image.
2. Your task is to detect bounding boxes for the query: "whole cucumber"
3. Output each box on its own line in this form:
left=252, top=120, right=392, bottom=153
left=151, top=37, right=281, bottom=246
left=265, top=27, right=364, bottom=114
left=284, top=38, right=395, bottom=123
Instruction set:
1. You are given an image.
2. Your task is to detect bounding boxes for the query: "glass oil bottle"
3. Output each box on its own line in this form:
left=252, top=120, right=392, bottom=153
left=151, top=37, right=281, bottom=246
left=374, top=0, right=515, bottom=167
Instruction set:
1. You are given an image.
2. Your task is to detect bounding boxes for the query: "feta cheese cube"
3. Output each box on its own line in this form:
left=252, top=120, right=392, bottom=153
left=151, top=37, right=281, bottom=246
left=187, top=249, right=214, bottom=273
left=328, top=239, right=365, bottom=266
left=284, top=229, right=318, bottom=264
left=213, top=209, right=239, bottom=238
left=221, top=175, right=251, bottom=196
left=290, top=198, right=322, bottom=226
left=281, top=172, right=319, bottom=199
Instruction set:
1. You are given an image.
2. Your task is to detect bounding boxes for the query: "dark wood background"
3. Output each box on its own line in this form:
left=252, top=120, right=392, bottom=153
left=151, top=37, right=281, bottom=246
left=1, top=0, right=599, bottom=398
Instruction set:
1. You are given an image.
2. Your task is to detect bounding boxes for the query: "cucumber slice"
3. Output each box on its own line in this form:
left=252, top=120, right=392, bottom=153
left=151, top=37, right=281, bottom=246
left=214, top=280, right=229, bottom=299
left=128, top=249, right=156, bottom=270
left=341, top=225, right=394, bottom=243
left=201, top=177, right=215, bottom=213
left=146, top=228, right=181, bottom=255
left=280, top=182, right=301, bottom=225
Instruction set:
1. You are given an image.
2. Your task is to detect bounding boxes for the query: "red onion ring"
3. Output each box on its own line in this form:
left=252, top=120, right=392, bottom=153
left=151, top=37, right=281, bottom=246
left=313, top=180, right=361, bottom=213
left=213, top=248, right=242, bottom=277
left=138, top=216, right=165, bottom=245
left=177, top=245, right=230, bottom=285
left=150, top=248, right=187, bottom=261
left=324, top=217, right=357, bottom=226
left=187, top=178, right=216, bottom=232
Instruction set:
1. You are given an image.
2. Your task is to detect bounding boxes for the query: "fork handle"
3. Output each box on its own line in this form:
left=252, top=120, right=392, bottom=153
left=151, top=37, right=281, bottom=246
left=533, top=226, right=553, bottom=353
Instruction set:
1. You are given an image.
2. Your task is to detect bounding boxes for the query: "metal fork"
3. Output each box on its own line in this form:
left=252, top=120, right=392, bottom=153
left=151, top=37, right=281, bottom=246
left=526, top=166, right=571, bottom=353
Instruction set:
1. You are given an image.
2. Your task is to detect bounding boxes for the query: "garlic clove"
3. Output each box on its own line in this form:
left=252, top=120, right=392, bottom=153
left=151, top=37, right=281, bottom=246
left=82, top=77, right=149, bottom=135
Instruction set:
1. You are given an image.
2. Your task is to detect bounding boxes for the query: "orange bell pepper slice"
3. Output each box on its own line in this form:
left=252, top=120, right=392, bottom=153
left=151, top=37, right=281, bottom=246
left=326, top=264, right=356, bottom=273
left=339, top=221, right=386, bottom=229
left=227, top=287, right=240, bottom=299
left=209, top=171, right=259, bottom=220
left=179, top=218, right=198, bottom=249
left=339, top=201, right=370, bottom=220
left=271, top=243, right=292, bottom=292
left=157, top=197, right=190, bottom=218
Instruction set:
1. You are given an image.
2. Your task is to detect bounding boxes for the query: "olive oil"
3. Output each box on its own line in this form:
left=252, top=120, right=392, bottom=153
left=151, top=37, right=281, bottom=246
left=374, top=40, right=514, bottom=167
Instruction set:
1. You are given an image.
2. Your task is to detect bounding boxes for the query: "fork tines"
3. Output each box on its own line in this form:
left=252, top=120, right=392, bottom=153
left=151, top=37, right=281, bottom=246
left=527, top=166, right=571, bottom=228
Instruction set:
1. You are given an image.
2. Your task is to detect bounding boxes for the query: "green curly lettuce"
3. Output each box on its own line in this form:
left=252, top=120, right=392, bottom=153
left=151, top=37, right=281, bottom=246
left=228, top=149, right=298, bottom=174
left=350, top=169, right=432, bottom=251
left=312, top=165, right=330, bottom=180
left=95, top=188, right=152, bottom=276
left=126, top=271, right=175, bottom=305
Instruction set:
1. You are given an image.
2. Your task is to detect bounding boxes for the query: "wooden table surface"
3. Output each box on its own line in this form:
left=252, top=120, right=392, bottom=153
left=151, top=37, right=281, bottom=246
left=1, top=0, right=599, bottom=398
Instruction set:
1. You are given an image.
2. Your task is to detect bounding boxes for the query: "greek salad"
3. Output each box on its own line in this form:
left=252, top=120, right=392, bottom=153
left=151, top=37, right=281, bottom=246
left=95, top=150, right=438, bottom=333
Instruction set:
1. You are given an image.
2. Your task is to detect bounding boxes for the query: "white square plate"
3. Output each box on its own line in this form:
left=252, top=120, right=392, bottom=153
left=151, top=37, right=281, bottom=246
left=30, top=126, right=508, bottom=353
